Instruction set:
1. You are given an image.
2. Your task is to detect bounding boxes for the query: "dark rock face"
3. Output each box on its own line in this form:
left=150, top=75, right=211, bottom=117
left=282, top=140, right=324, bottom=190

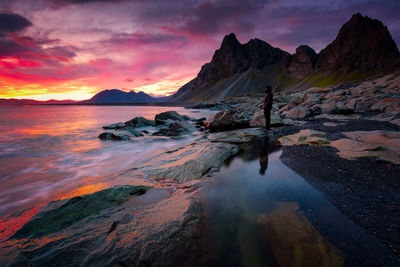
left=316, top=13, right=400, bottom=72
left=172, top=33, right=290, bottom=101
left=287, top=45, right=317, bottom=79
left=196, top=33, right=290, bottom=86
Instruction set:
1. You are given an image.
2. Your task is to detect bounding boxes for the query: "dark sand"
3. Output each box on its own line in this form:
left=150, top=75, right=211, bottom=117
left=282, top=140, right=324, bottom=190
left=276, top=116, right=400, bottom=256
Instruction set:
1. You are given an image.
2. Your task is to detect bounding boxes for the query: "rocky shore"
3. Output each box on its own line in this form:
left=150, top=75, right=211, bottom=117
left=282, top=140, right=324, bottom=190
left=190, top=71, right=400, bottom=255
left=2, top=71, right=399, bottom=265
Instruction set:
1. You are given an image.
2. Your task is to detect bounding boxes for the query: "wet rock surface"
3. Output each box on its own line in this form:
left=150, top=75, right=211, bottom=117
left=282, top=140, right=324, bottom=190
left=98, top=132, right=130, bottom=140
left=331, top=131, right=400, bottom=164
left=1, top=187, right=205, bottom=267
left=155, top=110, right=190, bottom=125
left=99, top=111, right=200, bottom=139
left=12, top=185, right=150, bottom=239
left=124, top=116, right=155, bottom=127
left=144, top=142, right=239, bottom=182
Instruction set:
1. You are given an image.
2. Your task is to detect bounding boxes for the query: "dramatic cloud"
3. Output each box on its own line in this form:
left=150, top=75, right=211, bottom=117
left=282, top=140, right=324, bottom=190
left=0, top=12, right=32, bottom=33
left=177, top=0, right=262, bottom=36
left=0, top=0, right=399, bottom=100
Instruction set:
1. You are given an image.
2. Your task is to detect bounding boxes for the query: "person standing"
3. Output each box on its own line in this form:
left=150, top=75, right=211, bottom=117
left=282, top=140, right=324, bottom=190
left=263, top=85, right=273, bottom=130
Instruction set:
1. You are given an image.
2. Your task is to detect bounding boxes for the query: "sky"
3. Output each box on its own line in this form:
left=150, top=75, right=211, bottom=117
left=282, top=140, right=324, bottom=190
left=0, top=0, right=399, bottom=100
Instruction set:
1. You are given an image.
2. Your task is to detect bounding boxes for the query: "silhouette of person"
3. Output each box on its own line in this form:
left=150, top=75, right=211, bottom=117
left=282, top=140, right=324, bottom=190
left=262, top=86, right=273, bottom=130
left=259, top=137, right=270, bottom=175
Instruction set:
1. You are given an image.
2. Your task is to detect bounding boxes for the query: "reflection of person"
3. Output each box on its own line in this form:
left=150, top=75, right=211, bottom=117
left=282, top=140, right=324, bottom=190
left=259, top=137, right=270, bottom=175
left=262, top=86, right=273, bottom=130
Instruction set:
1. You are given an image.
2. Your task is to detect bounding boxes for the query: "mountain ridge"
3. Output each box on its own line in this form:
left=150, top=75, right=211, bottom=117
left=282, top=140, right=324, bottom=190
left=171, top=13, right=400, bottom=102
left=0, top=89, right=168, bottom=105
left=82, top=89, right=157, bottom=104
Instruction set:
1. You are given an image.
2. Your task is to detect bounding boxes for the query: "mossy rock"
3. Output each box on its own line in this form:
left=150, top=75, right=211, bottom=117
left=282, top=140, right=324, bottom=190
left=12, top=185, right=150, bottom=239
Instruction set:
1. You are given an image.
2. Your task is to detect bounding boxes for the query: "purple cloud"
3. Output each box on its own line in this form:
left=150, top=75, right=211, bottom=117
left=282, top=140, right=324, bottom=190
left=0, top=12, right=32, bottom=33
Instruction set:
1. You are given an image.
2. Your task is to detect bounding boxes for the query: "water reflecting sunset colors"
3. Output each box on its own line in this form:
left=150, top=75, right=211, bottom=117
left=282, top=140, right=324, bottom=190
left=0, top=105, right=211, bottom=240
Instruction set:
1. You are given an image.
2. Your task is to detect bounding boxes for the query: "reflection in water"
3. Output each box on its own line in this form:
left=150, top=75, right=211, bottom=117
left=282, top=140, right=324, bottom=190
left=199, top=139, right=397, bottom=266
left=258, top=137, right=269, bottom=175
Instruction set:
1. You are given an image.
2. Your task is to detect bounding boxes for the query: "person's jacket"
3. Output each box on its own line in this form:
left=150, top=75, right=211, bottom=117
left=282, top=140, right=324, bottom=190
left=263, top=92, right=273, bottom=110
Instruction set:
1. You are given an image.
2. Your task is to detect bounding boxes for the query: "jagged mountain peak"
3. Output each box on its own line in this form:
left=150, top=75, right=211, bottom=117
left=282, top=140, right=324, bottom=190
left=295, top=45, right=316, bottom=55
left=316, top=13, right=399, bottom=71
left=220, top=33, right=241, bottom=48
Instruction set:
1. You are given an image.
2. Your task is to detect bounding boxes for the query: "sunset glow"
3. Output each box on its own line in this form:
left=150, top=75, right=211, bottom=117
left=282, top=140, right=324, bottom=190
left=0, top=0, right=399, bottom=100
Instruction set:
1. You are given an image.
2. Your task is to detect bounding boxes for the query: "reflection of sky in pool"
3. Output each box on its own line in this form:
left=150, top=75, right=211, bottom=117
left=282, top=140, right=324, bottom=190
left=200, top=138, right=398, bottom=266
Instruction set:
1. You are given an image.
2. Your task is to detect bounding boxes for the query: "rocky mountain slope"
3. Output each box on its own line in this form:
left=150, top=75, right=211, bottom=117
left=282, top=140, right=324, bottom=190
left=171, top=13, right=400, bottom=102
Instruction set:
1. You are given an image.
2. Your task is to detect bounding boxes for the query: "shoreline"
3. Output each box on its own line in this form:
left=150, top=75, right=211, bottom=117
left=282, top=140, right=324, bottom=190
left=274, top=116, right=400, bottom=255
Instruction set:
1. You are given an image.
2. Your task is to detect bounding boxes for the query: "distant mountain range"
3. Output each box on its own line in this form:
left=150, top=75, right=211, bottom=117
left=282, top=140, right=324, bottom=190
left=0, top=89, right=168, bottom=105
left=171, top=13, right=400, bottom=102
left=0, top=98, right=78, bottom=106
left=81, top=89, right=164, bottom=104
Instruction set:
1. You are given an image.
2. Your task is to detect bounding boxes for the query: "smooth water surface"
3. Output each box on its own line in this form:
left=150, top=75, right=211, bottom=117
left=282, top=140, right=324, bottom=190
left=199, top=138, right=398, bottom=266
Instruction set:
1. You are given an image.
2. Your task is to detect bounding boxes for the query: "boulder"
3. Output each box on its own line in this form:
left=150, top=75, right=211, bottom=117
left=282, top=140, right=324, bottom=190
left=318, top=103, right=336, bottom=114
left=102, top=122, right=125, bottom=129
left=152, top=128, right=168, bottom=136
left=144, top=142, right=238, bottom=181
left=4, top=186, right=204, bottom=266
left=354, top=101, right=373, bottom=112
left=344, top=98, right=357, bottom=110
left=329, top=131, right=400, bottom=164
left=286, top=106, right=311, bottom=119
left=310, top=105, right=321, bottom=115
left=298, top=93, right=320, bottom=108
left=370, top=98, right=400, bottom=112
left=166, top=122, right=187, bottom=136
left=334, top=102, right=353, bottom=114
left=250, top=111, right=265, bottom=127
left=279, top=105, right=290, bottom=114
left=126, top=127, right=144, bottom=137
left=125, top=117, right=155, bottom=127
left=250, top=111, right=290, bottom=127
left=152, top=122, right=188, bottom=136
left=205, top=109, right=241, bottom=132
left=182, top=115, right=192, bottom=120
left=98, top=132, right=130, bottom=141
left=155, top=111, right=186, bottom=125
left=279, top=129, right=329, bottom=146
left=207, top=128, right=267, bottom=143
